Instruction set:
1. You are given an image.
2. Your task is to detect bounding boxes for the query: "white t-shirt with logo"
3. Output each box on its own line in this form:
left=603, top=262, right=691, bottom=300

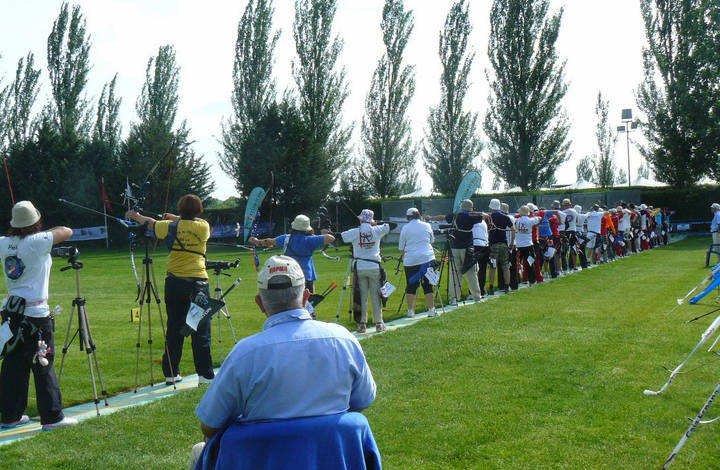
left=398, top=219, right=435, bottom=267
left=0, top=232, right=53, bottom=317
left=515, top=216, right=539, bottom=248
left=563, top=208, right=578, bottom=231
left=342, top=223, right=391, bottom=271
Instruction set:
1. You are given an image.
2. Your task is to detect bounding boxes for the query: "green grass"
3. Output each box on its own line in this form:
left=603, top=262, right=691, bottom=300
left=5, top=237, right=720, bottom=469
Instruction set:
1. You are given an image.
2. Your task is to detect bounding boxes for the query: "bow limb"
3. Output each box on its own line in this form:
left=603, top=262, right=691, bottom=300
left=321, top=247, right=340, bottom=262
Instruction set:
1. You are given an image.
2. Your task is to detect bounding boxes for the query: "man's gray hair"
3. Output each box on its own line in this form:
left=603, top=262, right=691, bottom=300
left=259, top=276, right=305, bottom=315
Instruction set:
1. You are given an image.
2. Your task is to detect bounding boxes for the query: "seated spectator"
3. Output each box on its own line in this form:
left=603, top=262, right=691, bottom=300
left=189, top=255, right=377, bottom=470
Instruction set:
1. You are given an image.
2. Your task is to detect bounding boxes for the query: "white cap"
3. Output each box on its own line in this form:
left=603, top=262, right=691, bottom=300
left=357, top=209, right=374, bottom=223
left=528, top=203, right=537, bottom=212
left=291, top=214, right=311, bottom=231
left=574, top=205, right=582, bottom=212
left=711, top=203, right=720, bottom=210
left=406, top=207, right=420, bottom=216
left=10, top=201, right=41, bottom=228
left=640, top=204, right=647, bottom=210
left=257, top=255, right=306, bottom=290
left=489, top=198, right=501, bottom=210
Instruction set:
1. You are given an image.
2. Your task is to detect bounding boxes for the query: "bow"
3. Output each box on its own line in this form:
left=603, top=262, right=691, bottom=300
left=316, top=204, right=340, bottom=262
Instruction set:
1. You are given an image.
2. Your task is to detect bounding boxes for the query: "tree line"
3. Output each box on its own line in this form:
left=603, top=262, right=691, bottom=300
left=1, top=0, right=718, bottom=232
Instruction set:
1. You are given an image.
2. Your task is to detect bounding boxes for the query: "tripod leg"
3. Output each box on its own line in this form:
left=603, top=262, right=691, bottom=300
left=57, top=301, right=77, bottom=384
left=216, top=308, right=222, bottom=362
left=335, top=258, right=353, bottom=323
left=223, top=306, right=237, bottom=343
left=77, top=304, right=101, bottom=416
left=81, top=310, right=109, bottom=406
left=134, top=264, right=148, bottom=393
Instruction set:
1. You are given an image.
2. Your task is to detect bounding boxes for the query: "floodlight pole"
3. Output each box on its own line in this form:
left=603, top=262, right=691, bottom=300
left=618, top=108, right=636, bottom=187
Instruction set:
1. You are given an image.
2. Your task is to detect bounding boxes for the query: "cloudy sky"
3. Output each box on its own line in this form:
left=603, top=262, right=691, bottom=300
left=0, top=0, right=649, bottom=199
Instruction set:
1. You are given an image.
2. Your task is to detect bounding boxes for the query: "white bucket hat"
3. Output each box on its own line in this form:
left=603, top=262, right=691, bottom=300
left=711, top=203, right=720, bottom=210
left=10, top=201, right=41, bottom=228
left=257, top=255, right=305, bottom=289
left=489, top=199, right=501, bottom=211
left=291, top=214, right=311, bottom=231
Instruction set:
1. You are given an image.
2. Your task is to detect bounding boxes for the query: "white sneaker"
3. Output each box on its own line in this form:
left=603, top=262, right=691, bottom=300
left=449, top=298, right=458, bottom=306
left=165, top=375, right=183, bottom=386
left=406, top=309, right=415, bottom=318
left=42, top=417, right=78, bottom=430
left=427, top=309, right=437, bottom=317
left=1, top=415, right=30, bottom=428
left=198, top=376, right=213, bottom=385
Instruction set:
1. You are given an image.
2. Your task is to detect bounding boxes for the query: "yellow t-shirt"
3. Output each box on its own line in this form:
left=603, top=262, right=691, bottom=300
left=154, top=219, right=209, bottom=279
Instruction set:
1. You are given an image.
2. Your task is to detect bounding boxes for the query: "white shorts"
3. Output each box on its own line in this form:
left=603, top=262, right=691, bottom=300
left=712, top=232, right=720, bottom=245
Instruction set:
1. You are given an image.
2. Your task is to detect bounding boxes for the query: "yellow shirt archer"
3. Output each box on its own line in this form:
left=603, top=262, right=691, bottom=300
left=154, top=219, right=209, bottom=279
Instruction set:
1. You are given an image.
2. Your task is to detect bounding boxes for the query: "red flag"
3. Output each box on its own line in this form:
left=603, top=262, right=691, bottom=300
left=101, top=179, right=113, bottom=212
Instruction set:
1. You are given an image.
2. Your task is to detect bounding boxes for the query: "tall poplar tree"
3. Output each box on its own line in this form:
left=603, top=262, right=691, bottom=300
left=120, top=45, right=213, bottom=206
left=575, top=156, right=593, bottom=182
left=46, top=2, right=91, bottom=139
left=484, top=0, right=570, bottom=191
left=0, top=52, right=41, bottom=149
left=360, top=0, right=417, bottom=198
left=636, top=0, right=720, bottom=186
left=220, top=0, right=279, bottom=189
left=423, top=0, right=482, bottom=195
left=592, top=92, right=618, bottom=188
left=292, top=0, right=351, bottom=178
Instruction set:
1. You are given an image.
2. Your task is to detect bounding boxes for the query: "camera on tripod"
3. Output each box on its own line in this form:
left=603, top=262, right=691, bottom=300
left=206, top=259, right=240, bottom=271
left=51, top=246, right=79, bottom=263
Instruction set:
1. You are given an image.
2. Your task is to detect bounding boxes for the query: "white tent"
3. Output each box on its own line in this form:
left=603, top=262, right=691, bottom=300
left=632, top=175, right=667, bottom=187
left=400, top=181, right=440, bottom=198
left=568, top=178, right=596, bottom=190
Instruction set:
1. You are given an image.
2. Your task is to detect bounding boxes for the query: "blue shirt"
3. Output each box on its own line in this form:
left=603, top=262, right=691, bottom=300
left=275, top=234, right=326, bottom=281
left=195, top=309, right=376, bottom=428
left=712, top=211, right=720, bottom=232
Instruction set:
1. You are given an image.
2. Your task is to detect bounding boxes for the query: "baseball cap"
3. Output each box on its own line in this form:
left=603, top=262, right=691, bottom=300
left=711, top=203, right=720, bottom=210
left=257, top=255, right=305, bottom=290
left=10, top=201, right=41, bottom=228
left=406, top=207, right=420, bottom=216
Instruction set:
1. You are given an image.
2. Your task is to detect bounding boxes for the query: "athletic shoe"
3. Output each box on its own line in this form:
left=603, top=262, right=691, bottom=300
left=487, top=287, right=494, bottom=296
left=427, top=309, right=437, bottom=318
left=198, top=376, right=213, bottom=385
left=406, top=309, right=415, bottom=318
left=165, top=375, right=183, bottom=386
left=504, top=287, right=510, bottom=294
left=1, top=415, right=30, bottom=429
left=356, top=323, right=367, bottom=334
left=42, top=417, right=78, bottom=431
left=448, top=298, right=458, bottom=306
left=375, top=323, right=386, bottom=333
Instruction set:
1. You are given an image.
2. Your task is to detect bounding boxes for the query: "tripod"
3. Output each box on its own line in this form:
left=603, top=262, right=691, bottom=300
left=57, top=255, right=109, bottom=416
left=133, top=234, right=173, bottom=392
left=335, top=251, right=354, bottom=323
left=207, top=260, right=240, bottom=362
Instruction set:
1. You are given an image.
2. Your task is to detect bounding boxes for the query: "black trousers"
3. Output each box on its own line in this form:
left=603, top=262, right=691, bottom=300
left=0, top=316, right=64, bottom=425
left=474, top=246, right=490, bottom=294
left=163, top=276, right=214, bottom=380
left=518, top=246, right=537, bottom=284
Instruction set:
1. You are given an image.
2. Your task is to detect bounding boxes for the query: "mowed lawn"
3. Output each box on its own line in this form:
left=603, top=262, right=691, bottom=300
left=3, top=237, right=720, bottom=469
